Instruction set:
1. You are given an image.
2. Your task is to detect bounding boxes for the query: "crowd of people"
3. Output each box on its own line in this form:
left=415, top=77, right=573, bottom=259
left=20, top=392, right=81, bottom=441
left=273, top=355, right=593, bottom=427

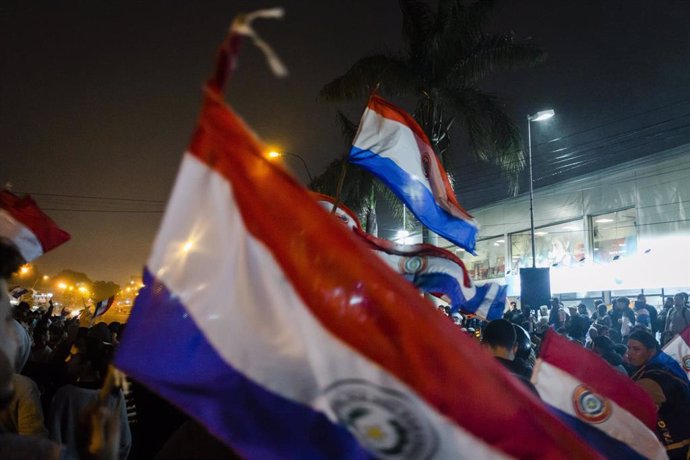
left=2, top=229, right=690, bottom=458
left=0, top=240, right=240, bottom=459
left=483, top=294, right=690, bottom=459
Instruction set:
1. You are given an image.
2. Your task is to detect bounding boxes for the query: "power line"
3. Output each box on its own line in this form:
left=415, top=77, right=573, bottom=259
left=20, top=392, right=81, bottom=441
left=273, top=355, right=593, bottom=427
left=43, top=208, right=164, bottom=214
left=17, top=191, right=166, bottom=204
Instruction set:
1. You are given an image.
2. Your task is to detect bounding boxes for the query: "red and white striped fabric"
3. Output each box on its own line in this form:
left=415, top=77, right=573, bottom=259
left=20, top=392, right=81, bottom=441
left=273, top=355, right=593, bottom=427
left=0, top=191, right=71, bottom=261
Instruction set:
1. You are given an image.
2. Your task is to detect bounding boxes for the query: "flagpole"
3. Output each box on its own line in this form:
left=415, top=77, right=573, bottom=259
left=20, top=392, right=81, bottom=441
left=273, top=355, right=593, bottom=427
left=330, top=156, right=349, bottom=215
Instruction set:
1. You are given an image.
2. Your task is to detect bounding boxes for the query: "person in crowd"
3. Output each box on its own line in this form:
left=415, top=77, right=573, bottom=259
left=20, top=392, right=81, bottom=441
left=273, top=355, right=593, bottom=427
left=30, top=322, right=53, bottom=364
left=627, top=330, right=690, bottom=460
left=636, top=294, right=658, bottom=336
left=566, top=315, right=589, bottom=346
left=591, top=301, right=612, bottom=329
left=481, top=319, right=538, bottom=394
left=507, top=303, right=536, bottom=334
left=585, top=325, right=598, bottom=349
left=608, top=297, right=636, bottom=343
left=0, top=315, right=49, bottom=437
left=548, top=297, right=568, bottom=329
left=591, top=336, right=627, bottom=374
left=0, top=239, right=64, bottom=459
left=47, top=336, right=131, bottom=459
left=503, top=301, right=519, bottom=322
left=662, top=292, right=690, bottom=346
left=657, top=296, right=674, bottom=340
left=576, top=303, right=589, bottom=318
left=634, top=303, right=651, bottom=330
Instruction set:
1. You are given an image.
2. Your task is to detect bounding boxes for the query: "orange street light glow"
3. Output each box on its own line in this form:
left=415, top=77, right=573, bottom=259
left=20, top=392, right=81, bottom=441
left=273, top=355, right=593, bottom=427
left=267, top=150, right=282, bottom=159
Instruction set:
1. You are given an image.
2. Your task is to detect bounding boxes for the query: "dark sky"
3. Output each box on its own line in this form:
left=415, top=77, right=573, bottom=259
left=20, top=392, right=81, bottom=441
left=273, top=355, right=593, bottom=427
left=2, top=1, right=690, bottom=284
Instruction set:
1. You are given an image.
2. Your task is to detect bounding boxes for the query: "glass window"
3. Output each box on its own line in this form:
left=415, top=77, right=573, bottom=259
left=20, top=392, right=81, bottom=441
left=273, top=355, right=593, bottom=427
left=457, top=236, right=506, bottom=281
left=591, top=209, right=637, bottom=263
left=510, top=220, right=586, bottom=271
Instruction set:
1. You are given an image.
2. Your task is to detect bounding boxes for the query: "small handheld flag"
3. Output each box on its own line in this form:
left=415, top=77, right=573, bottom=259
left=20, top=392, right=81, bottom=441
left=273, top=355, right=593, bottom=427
left=0, top=190, right=71, bottom=262
left=532, top=330, right=666, bottom=460
left=94, top=295, right=116, bottom=317
left=662, top=324, right=690, bottom=379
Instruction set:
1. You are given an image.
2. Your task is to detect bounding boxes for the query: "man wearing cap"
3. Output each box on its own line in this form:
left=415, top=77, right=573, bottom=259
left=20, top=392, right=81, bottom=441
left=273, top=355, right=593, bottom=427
left=627, top=330, right=690, bottom=459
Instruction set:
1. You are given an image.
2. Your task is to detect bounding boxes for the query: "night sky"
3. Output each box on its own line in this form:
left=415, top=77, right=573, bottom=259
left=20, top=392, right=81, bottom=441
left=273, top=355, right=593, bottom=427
left=2, top=1, right=690, bottom=284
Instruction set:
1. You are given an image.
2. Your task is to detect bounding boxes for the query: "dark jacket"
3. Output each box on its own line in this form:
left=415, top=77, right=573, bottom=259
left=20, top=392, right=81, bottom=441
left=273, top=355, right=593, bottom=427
left=496, top=357, right=539, bottom=396
left=632, top=357, right=690, bottom=455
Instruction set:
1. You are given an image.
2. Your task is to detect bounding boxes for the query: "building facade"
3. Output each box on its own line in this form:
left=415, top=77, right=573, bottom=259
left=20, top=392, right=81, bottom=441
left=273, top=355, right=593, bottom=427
left=449, top=144, right=690, bottom=308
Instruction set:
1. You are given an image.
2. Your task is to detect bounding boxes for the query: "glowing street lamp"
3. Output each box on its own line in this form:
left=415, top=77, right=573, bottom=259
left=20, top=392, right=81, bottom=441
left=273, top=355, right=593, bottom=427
left=18, top=264, right=31, bottom=276
left=527, top=109, right=555, bottom=267
left=266, top=149, right=314, bottom=182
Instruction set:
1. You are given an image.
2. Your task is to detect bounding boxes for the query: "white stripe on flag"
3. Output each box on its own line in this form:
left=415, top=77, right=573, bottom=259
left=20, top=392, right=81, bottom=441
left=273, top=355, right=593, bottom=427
left=532, top=359, right=666, bottom=460
left=147, top=154, right=512, bottom=459
left=0, top=209, right=43, bottom=261
left=475, top=283, right=500, bottom=319
left=353, top=108, right=432, bottom=190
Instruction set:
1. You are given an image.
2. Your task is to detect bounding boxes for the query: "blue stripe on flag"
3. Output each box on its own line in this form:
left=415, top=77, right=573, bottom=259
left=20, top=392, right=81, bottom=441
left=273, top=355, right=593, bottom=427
left=115, top=269, right=373, bottom=460
left=413, top=273, right=506, bottom=320
left=551, top=408, right=647, bottom=460
left=350, top=149, right=477, bottom=254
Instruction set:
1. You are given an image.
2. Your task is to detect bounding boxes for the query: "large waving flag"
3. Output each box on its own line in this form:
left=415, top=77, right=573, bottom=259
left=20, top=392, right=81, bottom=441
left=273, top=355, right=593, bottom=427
left=113, top=87, right=601, bottom=458
left=0, top=190, right=71, bottom=262
left=663, top=324, right=690, bottom=379
left=349, top=95, right=478, bottom=253
left=532, top=331, right=666, bottom=460
left=360, top=232, right=507, bottom=320
left=313, top=195, right=505, bottom=320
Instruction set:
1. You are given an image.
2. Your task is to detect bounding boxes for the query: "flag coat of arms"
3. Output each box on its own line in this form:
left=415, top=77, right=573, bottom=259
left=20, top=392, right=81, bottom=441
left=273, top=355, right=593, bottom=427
left=114, top=84, right=601, bottom=458
left=532, top=331, right=667, bottom=460
left=349, top=95, right=478, bottom=254
left=313, top=194, right=506, bottom=320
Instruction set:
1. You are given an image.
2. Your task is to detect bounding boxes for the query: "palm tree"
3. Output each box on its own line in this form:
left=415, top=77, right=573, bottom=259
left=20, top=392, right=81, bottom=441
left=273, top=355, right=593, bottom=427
left=317, top=0, right=546, bottom=198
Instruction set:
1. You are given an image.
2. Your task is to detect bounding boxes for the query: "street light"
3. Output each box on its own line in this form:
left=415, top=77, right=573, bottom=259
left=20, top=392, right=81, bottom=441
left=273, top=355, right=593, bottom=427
left=527, top=109, right=555, bottom=268
left=267, top=150, right=314, bottom=183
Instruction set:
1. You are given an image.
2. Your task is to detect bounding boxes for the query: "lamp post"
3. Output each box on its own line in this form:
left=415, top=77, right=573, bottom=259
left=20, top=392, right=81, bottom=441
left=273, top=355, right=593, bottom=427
left=267, top=150, right=314, bottom=183
left=527, top=109, right=555, bottom=268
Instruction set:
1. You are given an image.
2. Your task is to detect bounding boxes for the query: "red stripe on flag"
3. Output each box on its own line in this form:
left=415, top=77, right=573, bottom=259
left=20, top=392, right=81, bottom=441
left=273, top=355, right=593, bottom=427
left=187, top=88, right=600, bottom=459
left=539, top=330, right=657, bottom=430
left=0, top=191, right=71, bottom=253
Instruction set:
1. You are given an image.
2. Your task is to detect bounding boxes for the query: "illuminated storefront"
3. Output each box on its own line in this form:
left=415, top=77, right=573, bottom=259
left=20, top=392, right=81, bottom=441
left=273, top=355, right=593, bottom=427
left=449, top=144, right=690, bottom=306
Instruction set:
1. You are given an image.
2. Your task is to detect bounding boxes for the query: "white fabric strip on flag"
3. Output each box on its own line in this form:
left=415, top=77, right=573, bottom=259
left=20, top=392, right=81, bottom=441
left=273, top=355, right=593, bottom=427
left=353, top=108, right=432, bottom=190
left=0, top=209, right=43, bottom=261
